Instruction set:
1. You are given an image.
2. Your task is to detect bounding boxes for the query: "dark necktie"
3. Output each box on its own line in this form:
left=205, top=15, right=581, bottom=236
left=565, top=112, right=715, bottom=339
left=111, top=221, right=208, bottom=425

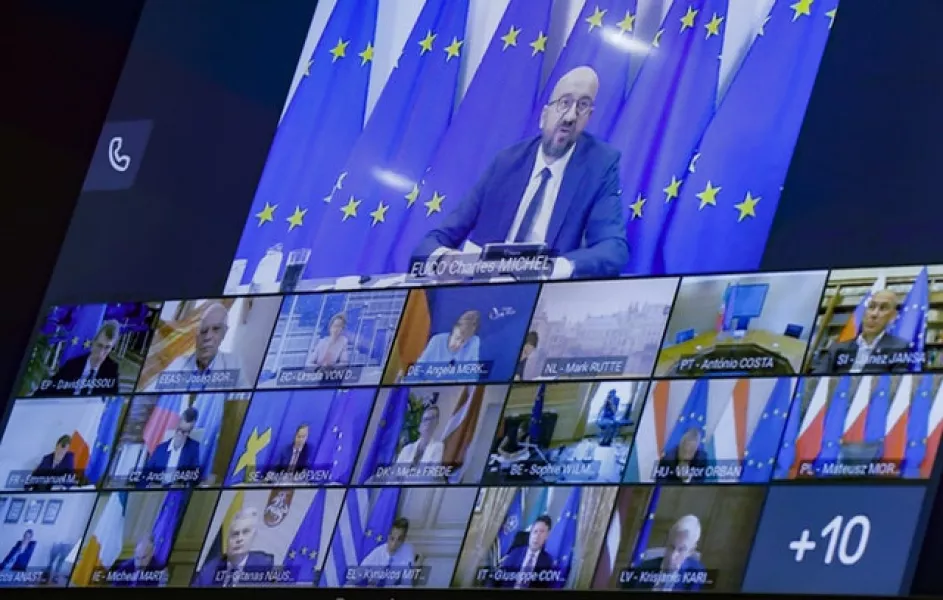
left=514, top=167, right=552, bottom=242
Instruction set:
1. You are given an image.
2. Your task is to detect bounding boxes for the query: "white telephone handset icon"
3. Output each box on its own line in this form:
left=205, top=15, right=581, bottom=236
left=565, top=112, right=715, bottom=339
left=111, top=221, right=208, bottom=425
left=108, top=136, right=131, bottom=172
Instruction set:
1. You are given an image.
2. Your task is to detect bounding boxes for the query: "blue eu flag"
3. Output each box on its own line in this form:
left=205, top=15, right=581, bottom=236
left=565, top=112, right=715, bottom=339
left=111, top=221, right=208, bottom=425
left=544, top=487, right=580, bottom=588
left=864, top=375, right=892, bottom=445
left=386, top=0, right=552, bottom=273
left=230, top=0, right=377, bottom=287
left=85, top=397, right=125, bottom=484
left=665, top=378, right=708, bottom=452
left=890, top=267, right=929, bottom=373
left=61, top=304, right=107, bottom=362
left=305, top=0, right=469, bottom=278
left=815, top=376, right=852, bottom=472
left=529, top=0, right=638, bottom=140
left=529, top=384, right=546, bottom=443
left=661, top=0, right=839, bottom=273
left=903, top=375, right=934, bottom=479
left=284, top=489, right=327, bottom=583
left=774, top=379, right=803, bottom=479
left=630, top=487, right=661, bottom=567
left=357, top=388, right=409, bottom=484
left=741, top=377, right=794, bottom=483
left=610, top=0, right=727, bottom=275
left=495, top=489, right=524, bottom=566
left=151, top=490, right=186, bottom=566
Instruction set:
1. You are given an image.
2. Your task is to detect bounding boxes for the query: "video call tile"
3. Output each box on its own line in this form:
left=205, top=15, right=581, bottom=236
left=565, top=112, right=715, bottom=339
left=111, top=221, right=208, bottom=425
left=775, top=375, right=943, bottom=481
left=225, top=388, right=376, bottom=487
left=518, top=278, right=678, bottom=381
left=321, top=486, right=478, bottom=589
left=0, top=492, right=97, bottom=587
left=103, top=393, right=250, bottom=490
left=19, top=302, right=161, bottom=397
left=654, top=271, right=827, bottom=378
left=383, top=284, right=540, bottom=385
left=0, top=396, right=128, bottom=492
left=137, top=298, right=280, bottom=393
left=256, top=290, right=407, bottom=389
left=625, top=378, right=797, bottom=485
left=452, top=485, right=616, bottom=590
left=591, top=486, right=765, bottom=592
left=805, top=265, right=935, bottom=375
left=481, top=382, right=647, bottom=485
left=352, top=386, right=506, bottom=486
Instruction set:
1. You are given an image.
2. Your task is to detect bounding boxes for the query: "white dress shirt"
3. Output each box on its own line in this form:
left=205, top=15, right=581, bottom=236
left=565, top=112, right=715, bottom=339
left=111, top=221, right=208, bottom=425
left=395, top=440, right=444, bottom=466
left=75, top=358, right=100, bottom=396
left=851, top=332, right=885, bottom=373
left=162, top=441, right=183, bottom=485
left=149, top=351, right=247, bottom=390
left=514, top=548, right=540, bottom=589
left=506, top=142, right=576, bottom=243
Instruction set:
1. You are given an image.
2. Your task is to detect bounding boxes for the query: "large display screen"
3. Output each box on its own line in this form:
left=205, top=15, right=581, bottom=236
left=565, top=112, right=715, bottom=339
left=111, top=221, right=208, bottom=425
left=8, top=0, right=943, bottom=596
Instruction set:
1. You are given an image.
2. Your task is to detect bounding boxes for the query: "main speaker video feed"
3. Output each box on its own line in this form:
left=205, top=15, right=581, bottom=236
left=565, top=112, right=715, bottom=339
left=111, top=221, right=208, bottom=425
left=225, top=389, right=375, bottom=487
left=452, top=485, right=617, bottom=589
left=19, top=302, right=160, bottom=397
left=256, top=290, right=407, bottom=389
left=71, top=490, right=189, bottom=587
left=806, top=266, right=934, bottom=375
left=383, top=285, right=539, bottom=385
left=320, top=486, right=477, bottom=588
left=655, top=271, right=826, bottom=377
left=353, top=386, right=505, bottom=485
left=104, top=393, right=250, bottom=489
left=0, top=397, right=128, bottom=492
left=0, top=492, right=96, bottom=587
left=192, top=488, right=345, bottom=587
left=625, top=378, right=798, bottom=484
left=227, top=0, right=836, bottom=289
left=482, top=382, right=647, bottom=485
left=137, top=298, right=280, bottom=393
left=519, top=279, right=677, bottom=380
left=776, top=375, right=943, bottom=480
left=590, top=486, right=764, bottom=592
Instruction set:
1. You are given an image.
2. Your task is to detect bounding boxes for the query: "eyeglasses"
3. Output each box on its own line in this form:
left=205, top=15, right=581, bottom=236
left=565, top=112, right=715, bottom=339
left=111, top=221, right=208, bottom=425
left=548, top=94, right=594, bottom=116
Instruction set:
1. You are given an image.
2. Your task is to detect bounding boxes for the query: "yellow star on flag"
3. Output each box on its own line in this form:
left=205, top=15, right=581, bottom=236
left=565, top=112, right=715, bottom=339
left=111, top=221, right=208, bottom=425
left=370, top=201, right=389, bottom=226
left=286, top=206, right=307, bottom=231
left=233, top=427, right=272, bottom=477
left=585, top=6, right=607, bottom=32
left=696, top=181, right=721, bottom=209
left=340, top=197, right=361, bottom=221
left=826, top=7, right=837, bottom=29
left=501, top=26, right=521, bottom=50
left=255, top=202, right=276, bottom=226
left=629, top=195, right=646, bottom=220
left=680, top=6, right=699, bottom=32
left=71, top=336, right=80, bottom=346
left=617, top=11, right=636, bottom=34
left=424, top=191, right=445, bottom=216
left=734, top=192, right=761, bottom=222
left=405, top=183, right=420, bottom=207
left=652, top=28, right=665, bottom=48
left=704, top=13, right=724, bottom=38
left=330, top=38, right=349, bottom=62
left=358, top=42, right=375, bottom=66
left=530, top=32, right=548, bottom=56
left=790, top=0, right=813, bottom=21
left=663, top=176, right=682, bottom=202
left=419, top=31, right=437, bottom=55
left=83, top=339, right=92, bottom=349
left=444, top=37, right=464, bottom=61
left=758, top=15, right=771, bottom=36
left=303, top=59, right=313, bottom=77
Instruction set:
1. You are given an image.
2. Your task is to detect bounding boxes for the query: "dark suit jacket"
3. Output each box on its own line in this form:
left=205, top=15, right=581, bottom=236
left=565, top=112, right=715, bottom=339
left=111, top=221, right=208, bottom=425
left=193, top=551, right=275, bottom=587
left=656, top=448, right=708, bottom=483
left=273, top=443, right=312, bottom=472
left=50, top=353, right=120, bottom=395
left=812, top=334, right=911, bottom=374
left=495, top=545, right=555, bottom=589
left=27, top=451, right=76, bottom=491
left=141, top=438, right=202, bottom=486
left=623, top=556, right=706, bottom=591
left=415, top=133, right=629, bottom=277
left=1, top=540, right=35, bottom=571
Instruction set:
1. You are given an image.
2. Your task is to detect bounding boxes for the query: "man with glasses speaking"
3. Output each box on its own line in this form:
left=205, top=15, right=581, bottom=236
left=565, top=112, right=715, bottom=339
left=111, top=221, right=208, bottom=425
left=414, top=66, right=628, bottom=280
